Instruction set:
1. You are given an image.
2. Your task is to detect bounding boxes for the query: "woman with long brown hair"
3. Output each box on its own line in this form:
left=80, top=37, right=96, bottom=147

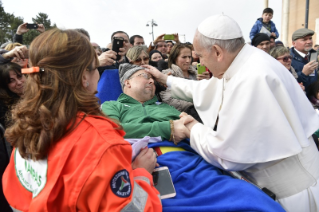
left=2, top=28, right=161, bottom=212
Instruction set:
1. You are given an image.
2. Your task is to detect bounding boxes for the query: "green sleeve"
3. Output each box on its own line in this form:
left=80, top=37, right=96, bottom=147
left=101, top=101, right=121, bottom=120
left=121, top=121, right=171, bottom=140
left=101, top=102, right=171, bottom=140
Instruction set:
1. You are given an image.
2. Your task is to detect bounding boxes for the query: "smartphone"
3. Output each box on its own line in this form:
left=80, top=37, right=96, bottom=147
left=112, top=37, right=124, bottom=61
left=164, top=34, right=175, bottom=40
left=152, top=166, right=176, bottom=199
left=26, top=23, right=38, bottom=29
left=310, top=52, right=318, bottom=62
left=197, top=63, right=206, bottom=74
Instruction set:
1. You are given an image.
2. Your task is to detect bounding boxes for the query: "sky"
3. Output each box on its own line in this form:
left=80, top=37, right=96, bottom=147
left=2, top=0, right=282, bottom=47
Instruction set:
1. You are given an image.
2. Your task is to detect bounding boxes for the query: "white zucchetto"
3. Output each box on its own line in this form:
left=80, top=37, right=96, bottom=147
left=198, top=14, right=243, bottom=40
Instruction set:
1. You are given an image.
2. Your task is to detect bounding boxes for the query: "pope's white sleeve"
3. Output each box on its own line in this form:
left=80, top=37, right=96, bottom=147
left=166, top=75, right=173, bottom=88
left=169, top=76, right=194, bottom=102
left=190, top=123, right=256, bottom=171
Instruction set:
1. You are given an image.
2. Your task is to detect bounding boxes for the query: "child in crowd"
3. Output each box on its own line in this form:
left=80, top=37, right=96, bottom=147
left=250, top=8, right=279, bottom=40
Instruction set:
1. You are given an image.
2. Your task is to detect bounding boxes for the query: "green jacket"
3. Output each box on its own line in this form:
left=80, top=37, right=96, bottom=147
left=101, top=94, right=181, bottom=140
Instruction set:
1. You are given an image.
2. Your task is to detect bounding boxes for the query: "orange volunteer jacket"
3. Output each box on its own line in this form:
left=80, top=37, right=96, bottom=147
left=2, top=114, right=162, bottom=212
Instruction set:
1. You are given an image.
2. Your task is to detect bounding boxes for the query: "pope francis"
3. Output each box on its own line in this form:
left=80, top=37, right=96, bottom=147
left=143, top=14, right=319, bottom=212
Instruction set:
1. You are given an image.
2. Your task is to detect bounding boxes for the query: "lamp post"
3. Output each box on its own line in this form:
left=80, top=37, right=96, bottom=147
left=180, top=34, right=186, bottom=43
left=305, top=0, right=309, bottom=29
left=146, top=19, right=158, bottom=42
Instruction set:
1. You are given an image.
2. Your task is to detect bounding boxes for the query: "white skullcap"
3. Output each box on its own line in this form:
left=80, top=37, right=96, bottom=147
left=198, top=14, right=243, bottom=40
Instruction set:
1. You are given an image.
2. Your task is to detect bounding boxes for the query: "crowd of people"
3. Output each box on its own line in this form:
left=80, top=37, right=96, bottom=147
left=0, top=6, right=319, bottom=212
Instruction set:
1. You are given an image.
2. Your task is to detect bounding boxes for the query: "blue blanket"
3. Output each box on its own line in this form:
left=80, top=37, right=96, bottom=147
left=149, top=141, right=284, bottom=212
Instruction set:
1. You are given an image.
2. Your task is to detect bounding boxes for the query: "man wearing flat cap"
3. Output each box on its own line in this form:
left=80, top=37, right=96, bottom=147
left=144, top=14, right=319, bottom=212
left=290, top=28, right=318, bottom=92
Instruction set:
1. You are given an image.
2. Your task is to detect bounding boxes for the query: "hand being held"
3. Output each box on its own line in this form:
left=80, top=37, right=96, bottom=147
left=132, top=147, right=157, bottom=174
left=172, top=119, right=191, bottom=144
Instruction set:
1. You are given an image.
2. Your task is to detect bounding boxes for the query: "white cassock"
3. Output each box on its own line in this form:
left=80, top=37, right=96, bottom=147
left=167, top=44, right=319, bottom=212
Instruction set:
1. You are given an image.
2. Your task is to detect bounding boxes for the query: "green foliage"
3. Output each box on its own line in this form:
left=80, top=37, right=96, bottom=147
left=0, top=0, right=14, bottom=44
left=0, top=0, right=56, bottom=45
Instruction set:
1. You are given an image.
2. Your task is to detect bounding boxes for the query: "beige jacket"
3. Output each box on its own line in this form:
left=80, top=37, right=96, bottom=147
left=160, top=64, right=197, bottom=112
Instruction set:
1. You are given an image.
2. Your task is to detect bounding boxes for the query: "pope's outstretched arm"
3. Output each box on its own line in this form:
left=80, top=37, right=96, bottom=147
left=143, top=65, right=195, bottom=102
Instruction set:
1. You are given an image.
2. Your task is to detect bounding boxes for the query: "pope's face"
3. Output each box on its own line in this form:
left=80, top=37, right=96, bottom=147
left=193, top=37, right=222, bottom=78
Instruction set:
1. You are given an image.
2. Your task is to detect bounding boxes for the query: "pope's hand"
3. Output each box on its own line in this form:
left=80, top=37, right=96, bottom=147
left=179, top=112, right=188, bottom=118
left=179, top=114, right=194, bottom=125
left=172, top=119, right=190, bottom=144
left=185, top=119, right=199, bottom=132
left=142, top=64, right=168, bottom=85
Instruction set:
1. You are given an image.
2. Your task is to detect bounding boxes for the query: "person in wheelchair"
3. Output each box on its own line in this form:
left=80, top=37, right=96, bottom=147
left=101, top=63, right=284, bottom=212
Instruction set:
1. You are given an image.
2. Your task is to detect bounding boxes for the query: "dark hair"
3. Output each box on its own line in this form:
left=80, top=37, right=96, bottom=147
left=149, top=50, right=163, bottom=62
left=111, top=31, right=129, bottom=41
left=263, top=8, right=273, bottom=15
left=129, top=35, right=143, bottom=45
left=315, top=44, right=319, bottom=48
left=166, top=41, right=174, bottom=45
left=157, top=60, right=168, bottom=71
left=309, top=81, right=319, bottom=99
left=0, top=62, right=22, bottom=105
left=168, top=43, right=192, bottom=68
left=74, top=28, right=90, bottom=40
left=270, top=36, right=276, bottom=41
left=4, top=28, right=114, bottom=160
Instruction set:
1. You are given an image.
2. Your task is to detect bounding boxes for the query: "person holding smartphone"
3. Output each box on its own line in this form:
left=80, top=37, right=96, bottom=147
left=13, top=23, right=45, bottom=44
left=97, top=31, right=131, bottom=74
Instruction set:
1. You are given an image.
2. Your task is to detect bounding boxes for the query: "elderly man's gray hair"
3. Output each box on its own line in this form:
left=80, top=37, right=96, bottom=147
left=195, top=30, right=245, bottom=53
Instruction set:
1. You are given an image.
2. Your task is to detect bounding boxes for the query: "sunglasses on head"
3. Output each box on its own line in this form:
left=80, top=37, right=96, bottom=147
left=276, top=55, right=292, bottom=62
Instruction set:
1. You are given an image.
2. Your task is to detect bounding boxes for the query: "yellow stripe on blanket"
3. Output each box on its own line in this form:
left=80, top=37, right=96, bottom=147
left=159, top=146, right=185, bottom=154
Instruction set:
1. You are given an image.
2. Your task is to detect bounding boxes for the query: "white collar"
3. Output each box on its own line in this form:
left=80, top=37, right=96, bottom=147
left=223, top=44, right=251, bottom=81
left=294, top=48, right=308, bottom=58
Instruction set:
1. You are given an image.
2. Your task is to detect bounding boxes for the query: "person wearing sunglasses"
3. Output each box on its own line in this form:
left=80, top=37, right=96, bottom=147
left=126, top=46, right=149, bottom=65
left=270, top=46, right=297, bottom=78
left=270, top=46, right=305, bottom=91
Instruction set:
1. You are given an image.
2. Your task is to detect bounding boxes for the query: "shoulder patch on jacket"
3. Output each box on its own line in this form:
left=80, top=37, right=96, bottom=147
left=111, top=169, right=132, bottom=198
left=14, top=148, right=48, bottom=198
